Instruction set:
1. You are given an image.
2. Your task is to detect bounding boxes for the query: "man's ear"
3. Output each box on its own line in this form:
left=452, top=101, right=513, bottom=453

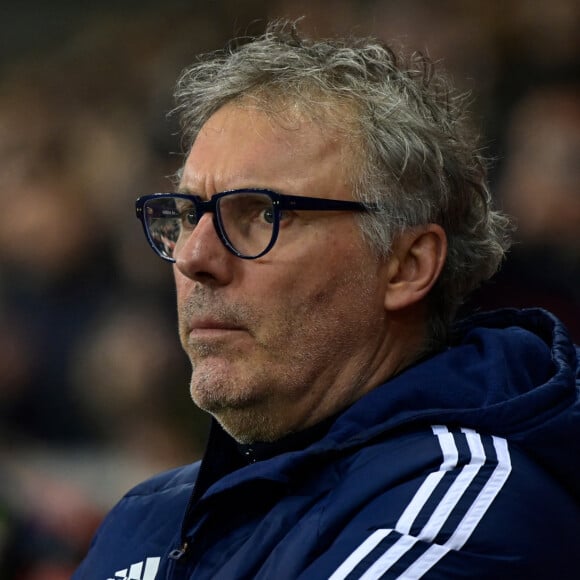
left=383, top=224, right=447, bottom=312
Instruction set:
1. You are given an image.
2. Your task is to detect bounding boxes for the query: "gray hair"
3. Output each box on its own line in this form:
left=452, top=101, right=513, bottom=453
left=173, top=20, right=512, bottom=345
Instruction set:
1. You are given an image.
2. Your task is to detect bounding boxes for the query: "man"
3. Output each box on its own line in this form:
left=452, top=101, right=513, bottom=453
left=75, top=21, right=580, bottom=579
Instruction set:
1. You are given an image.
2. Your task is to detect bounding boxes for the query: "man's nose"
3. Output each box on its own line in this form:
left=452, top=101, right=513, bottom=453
left=173, top=213, right=234, bottom=284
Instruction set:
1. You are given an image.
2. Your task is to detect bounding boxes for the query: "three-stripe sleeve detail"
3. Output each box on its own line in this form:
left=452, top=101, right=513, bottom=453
left=328, top=426, right=512, bottom=579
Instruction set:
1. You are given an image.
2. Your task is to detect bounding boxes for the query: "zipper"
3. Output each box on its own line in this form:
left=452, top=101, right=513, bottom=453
left=169, top=473, right=210, bottom=566
left=173, top=477, right=201, bottom=561
left=170, top=421, right=223, bottom=565
left=168, top=541, right=189, bottom=560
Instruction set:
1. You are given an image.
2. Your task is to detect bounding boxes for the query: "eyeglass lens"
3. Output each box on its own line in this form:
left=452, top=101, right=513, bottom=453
left=144, top=192, right=276, bottom=260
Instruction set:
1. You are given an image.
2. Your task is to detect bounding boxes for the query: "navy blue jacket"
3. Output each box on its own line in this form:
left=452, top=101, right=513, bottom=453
left=74, top=309, right=580, bottom=579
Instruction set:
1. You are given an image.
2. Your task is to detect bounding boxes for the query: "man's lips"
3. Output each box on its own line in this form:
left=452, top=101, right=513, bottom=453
left=187, top=318, right=247, bottom=335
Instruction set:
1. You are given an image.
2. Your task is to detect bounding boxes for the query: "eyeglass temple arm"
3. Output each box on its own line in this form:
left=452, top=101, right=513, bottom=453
left=276, top=194, right=372, bottom=212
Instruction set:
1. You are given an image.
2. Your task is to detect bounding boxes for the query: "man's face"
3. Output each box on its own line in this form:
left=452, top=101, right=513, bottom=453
left=175, top=102, right=392, bottom=442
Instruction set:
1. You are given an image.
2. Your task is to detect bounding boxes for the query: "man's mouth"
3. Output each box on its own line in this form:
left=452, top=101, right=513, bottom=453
left=188, top=317, right=247, bottom=337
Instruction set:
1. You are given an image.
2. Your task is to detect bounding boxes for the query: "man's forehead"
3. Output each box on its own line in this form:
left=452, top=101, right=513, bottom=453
left=178, top=101, right=356, bottom=197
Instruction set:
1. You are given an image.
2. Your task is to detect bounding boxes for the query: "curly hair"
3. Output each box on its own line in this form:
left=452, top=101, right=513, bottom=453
left=173, top=20, right=512, bottom=345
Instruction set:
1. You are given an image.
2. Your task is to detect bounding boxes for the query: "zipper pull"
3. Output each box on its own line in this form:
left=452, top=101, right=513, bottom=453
left=168, top=541, right=189, bottom=560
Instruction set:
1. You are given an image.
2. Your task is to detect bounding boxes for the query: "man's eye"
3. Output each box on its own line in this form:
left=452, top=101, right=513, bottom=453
left=261, top=207, right=275, bottom=224
left=259, top=208, right=292, bottom=224
left=179, top=207, right=197, bottom=227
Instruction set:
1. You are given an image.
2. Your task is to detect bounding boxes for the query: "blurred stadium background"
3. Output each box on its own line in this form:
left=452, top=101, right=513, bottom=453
left=0, top=1, right=578, bottom=577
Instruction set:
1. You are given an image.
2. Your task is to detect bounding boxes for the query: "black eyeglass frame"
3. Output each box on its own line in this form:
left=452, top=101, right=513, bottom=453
left=135, top=188, right=374, bottom=262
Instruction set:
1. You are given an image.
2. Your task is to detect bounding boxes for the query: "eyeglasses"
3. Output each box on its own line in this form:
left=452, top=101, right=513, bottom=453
left=135, top=188, right=374, bottom=261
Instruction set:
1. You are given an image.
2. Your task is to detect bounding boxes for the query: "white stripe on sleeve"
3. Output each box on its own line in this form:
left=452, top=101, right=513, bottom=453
left=327, top=426, right=512, bottom=580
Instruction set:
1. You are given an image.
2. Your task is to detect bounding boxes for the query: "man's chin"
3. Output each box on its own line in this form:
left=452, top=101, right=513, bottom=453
left=188, top=371, right=287, bottom=442
left=190, top=380, right=255, bottom=412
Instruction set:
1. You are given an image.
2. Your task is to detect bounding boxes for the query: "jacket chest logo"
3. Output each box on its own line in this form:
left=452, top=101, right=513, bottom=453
left=107, top=557, right=160, bottom=580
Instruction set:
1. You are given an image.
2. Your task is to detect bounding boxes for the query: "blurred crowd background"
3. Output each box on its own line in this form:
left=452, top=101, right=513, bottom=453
left=0, top=0, right=578, bottom=577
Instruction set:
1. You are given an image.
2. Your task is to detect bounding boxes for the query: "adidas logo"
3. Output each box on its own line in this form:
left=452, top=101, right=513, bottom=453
left=107, top=557, right=160, bottom=580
